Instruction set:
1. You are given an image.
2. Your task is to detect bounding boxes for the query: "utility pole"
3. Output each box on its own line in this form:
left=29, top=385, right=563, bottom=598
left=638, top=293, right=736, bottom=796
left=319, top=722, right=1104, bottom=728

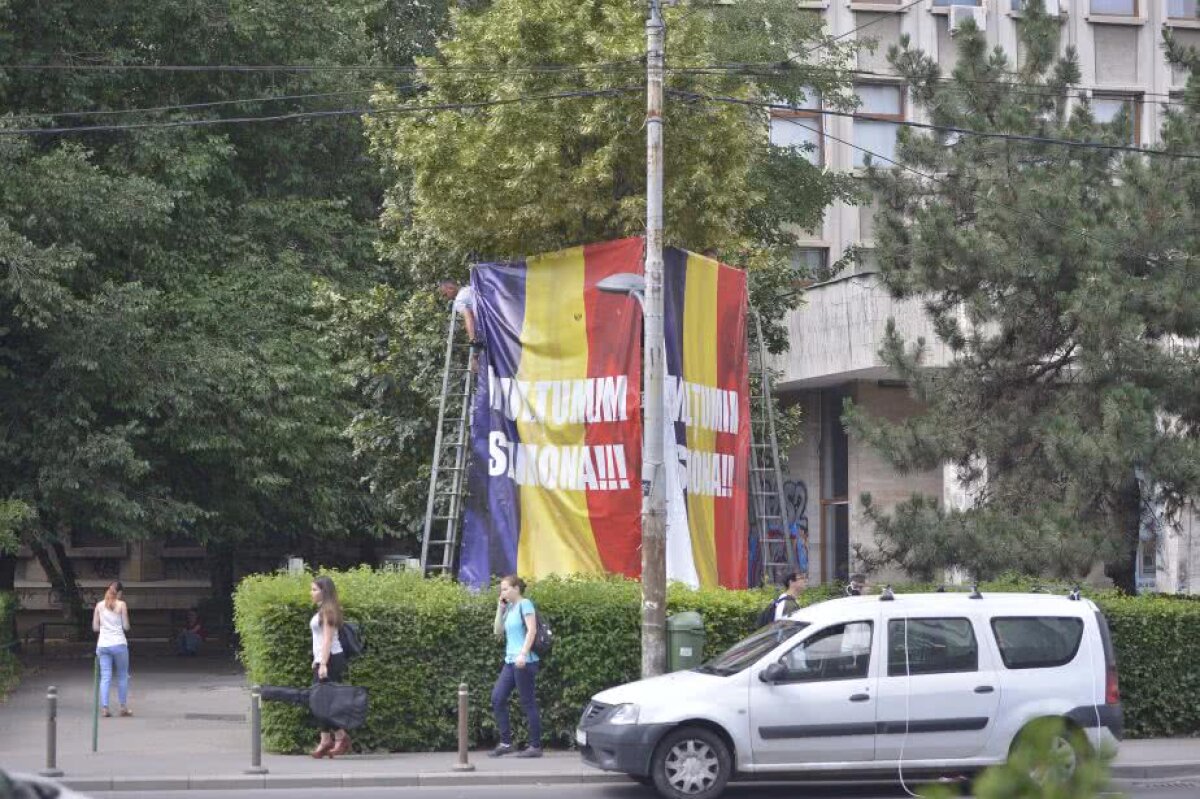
left=641, top=0, right=667, bottom=679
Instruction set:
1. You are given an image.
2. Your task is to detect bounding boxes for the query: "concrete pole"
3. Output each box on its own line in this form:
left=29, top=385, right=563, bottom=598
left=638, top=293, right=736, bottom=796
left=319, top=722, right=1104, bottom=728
left=641, top=0, right=667, bottom=679
left=41, top=685, right=63, bottom=778
left=454, top=682, right=475, bottom=771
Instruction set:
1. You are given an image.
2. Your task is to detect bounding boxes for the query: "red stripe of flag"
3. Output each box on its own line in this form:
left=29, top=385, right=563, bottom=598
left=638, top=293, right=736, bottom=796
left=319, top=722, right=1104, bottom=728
left=583, top=237, right=645, bottom=578
left=713, top=262, right=749, bottom=588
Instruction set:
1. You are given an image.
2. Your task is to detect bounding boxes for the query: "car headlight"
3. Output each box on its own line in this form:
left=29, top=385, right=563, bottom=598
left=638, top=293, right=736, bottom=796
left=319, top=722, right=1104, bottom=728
left=608, top=703, right=640, bottom=725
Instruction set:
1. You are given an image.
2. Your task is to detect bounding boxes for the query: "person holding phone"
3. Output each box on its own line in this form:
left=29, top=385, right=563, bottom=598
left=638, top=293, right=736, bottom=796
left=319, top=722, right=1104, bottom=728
left=489, top=575, right=542, bottom=758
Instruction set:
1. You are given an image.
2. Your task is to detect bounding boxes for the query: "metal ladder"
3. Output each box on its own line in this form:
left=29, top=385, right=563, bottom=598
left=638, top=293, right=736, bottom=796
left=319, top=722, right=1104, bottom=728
left=420, top=307, right=475, bottom=576
left=748, top=309, right=798, bottom=586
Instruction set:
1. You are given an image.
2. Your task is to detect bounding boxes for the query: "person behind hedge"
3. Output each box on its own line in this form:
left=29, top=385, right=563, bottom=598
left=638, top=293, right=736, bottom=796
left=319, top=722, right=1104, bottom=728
left=176, top=608, right=205, bottom=656
left=773, top=571, right=807, bottom=621
left=309, top=575, right=351, bottom=758
left=92, top=580, right=132, bottom=718
left=489, top=574, right=542, bottom=758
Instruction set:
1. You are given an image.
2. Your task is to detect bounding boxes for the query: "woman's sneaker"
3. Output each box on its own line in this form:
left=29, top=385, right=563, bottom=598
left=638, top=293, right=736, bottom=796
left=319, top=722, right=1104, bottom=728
left=488, top=743, right=515, bottom=758
left=516, top=746, right=543, bottom=758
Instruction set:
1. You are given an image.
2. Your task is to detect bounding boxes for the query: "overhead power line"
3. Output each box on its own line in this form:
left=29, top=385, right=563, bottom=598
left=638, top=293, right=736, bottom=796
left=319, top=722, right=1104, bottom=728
left=668, top=89, right=1200, bottom=160
left=732, top=100, right=1172, bottom=278
left=0, top=59, right=645, bottom=74
left=6, top=87, right=424, bottom=120
left=667, top=64, right=1189, bottom=106
left=0, top=87, right=639, bottom=136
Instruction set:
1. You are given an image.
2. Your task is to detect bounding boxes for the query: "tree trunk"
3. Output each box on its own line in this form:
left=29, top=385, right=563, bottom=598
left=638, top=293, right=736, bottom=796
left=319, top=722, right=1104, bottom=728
left=1104, top=479, right=1141, bottom=595
left=0, top=552, right=15, bottom=591
left=206, top=541, right=235, bottom=627
left=29, top=540, right=88, bottom=632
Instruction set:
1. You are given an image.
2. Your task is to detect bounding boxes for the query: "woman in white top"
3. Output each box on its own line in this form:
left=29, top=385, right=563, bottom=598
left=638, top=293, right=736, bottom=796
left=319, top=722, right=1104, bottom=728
left=308, top=575, right=349, bottom=759
left=92, top=581, right=132, bottom=717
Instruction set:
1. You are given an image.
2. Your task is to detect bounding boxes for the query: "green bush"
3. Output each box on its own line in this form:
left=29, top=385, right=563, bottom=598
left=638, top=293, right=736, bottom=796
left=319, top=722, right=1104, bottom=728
left=1093, top=592, right=1200, bottom=738
left=0, top=592, right=19, bottom=701
left=234, top=570, right=1200, bottom=752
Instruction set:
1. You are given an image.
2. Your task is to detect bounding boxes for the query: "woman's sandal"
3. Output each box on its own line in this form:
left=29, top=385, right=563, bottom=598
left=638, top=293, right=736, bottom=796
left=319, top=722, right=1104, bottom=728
left=101, top=708, right=111, bottom=718
left=119, top=707, right=133, bottom=717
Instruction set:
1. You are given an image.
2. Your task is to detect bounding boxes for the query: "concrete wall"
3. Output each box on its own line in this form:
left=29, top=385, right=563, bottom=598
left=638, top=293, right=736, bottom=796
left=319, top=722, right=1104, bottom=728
left=848, top=382, right=943, bottom=584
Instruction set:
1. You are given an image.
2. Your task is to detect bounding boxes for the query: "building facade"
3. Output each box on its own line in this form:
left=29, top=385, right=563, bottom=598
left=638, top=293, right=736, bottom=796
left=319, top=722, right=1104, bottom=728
left=769, top=0, right=1200, bottom=592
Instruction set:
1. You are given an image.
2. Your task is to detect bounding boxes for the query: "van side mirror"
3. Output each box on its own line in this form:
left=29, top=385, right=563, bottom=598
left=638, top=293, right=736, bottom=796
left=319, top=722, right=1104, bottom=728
left=759, top=662, right=787, bottom=683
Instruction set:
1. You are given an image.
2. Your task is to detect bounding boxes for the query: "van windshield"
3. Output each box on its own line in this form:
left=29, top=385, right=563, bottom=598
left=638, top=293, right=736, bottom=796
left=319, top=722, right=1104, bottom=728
left=695, top=621, right=808, bottom=676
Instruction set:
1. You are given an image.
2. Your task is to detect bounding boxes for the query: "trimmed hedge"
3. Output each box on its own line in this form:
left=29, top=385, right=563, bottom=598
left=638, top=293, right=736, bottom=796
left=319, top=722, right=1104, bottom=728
left=0, top=592, right=19, bottom=701
left=234, top=570, right=1200, bottom=752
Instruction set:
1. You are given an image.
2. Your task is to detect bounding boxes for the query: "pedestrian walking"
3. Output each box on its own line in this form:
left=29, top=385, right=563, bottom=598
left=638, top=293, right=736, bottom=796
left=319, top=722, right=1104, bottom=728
left=489, top=575, right=542, bottom=758
left=309, top=575, right=351, bottom=759
left=773, top=572, right=807, bottom=621
left=92, top=581, right=132, bottom=718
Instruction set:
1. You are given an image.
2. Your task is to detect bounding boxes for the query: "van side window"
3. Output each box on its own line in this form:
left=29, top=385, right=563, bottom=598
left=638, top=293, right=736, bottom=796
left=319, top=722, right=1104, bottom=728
left=779, top=621, right=872, bottom=682
left=887, top=618, right=978, bottom=677
left=990, top=616, right=1084, bottom=669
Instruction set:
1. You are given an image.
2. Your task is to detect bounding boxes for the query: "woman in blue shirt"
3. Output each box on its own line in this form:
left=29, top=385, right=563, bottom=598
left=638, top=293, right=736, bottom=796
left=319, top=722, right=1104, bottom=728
left=489, top=575, right=542, bottom=758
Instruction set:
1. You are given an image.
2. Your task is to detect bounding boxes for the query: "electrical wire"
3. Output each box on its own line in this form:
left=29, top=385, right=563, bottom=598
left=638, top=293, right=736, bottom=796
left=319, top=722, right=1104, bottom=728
left=666, top=63, right=1191, bottom=108
left=0, top=87, right=640, bottom=136
left=4, top=86, right=422, bottom=120
left=789, top=0, right=927, bottom=65
left=669, top=88, right=1200, bottom=160
left=716, top=95, right=1174, bottom=278
left=0, top=59, right=645, bottom=75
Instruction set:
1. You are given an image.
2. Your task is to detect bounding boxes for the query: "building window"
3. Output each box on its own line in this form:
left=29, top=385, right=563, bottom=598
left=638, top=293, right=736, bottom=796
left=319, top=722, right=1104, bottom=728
left=1139, top=538, right=1157, bottom=576
left=1090, top=0, right=1137, bottom=14
left=770, top=89, right=824, bottom=166
left=853, top=84, right=904, bottom=167
left=790, top=247, right=829, bottom=280
left=1092, top=92, right=1142, bottom=146
left=1168, top=0, right=1199, bottom=18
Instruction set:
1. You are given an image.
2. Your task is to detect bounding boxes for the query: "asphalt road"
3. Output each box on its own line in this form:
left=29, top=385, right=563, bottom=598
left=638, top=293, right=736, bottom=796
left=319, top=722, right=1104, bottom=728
left=92, top=776, right=1200, bottom=799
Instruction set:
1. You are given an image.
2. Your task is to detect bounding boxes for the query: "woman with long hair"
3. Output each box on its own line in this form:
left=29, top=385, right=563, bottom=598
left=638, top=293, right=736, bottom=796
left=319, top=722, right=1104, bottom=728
left=489, top=575, right=542, bottom=758
left=309, top=575, right=350, bottom=758
left=92, top=581, right=132, bottom=717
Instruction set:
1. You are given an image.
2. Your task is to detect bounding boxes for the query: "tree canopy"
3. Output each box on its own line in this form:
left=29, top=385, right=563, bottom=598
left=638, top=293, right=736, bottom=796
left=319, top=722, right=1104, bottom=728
left=0, top=0, right=408, bottom=613
left=844, top=11, right=1200, bottom=589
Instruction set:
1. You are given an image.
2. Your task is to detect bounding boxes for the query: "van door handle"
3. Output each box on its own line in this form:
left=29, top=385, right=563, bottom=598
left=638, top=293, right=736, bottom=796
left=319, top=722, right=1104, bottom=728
left=849, top=693, right=870, bottom=702
left=974, top=685, right=994, bottom=694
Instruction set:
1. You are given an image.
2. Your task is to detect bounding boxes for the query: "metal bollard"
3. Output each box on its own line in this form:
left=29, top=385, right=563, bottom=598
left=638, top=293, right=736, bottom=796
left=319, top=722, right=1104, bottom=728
left=40, top=686, right=63, bottom=778
left=245, top=685, right=268, bottom=775
left=454, top=682, right=474, bottom=771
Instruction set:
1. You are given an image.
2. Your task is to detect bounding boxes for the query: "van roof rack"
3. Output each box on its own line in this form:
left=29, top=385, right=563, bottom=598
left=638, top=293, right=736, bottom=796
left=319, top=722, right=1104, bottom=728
left=969, top=583, right=983, bottom=599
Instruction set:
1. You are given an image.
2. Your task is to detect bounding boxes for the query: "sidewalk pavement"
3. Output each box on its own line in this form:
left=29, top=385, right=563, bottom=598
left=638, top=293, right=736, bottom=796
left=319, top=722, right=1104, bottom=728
left=2, top=652, right=1198, bottom=792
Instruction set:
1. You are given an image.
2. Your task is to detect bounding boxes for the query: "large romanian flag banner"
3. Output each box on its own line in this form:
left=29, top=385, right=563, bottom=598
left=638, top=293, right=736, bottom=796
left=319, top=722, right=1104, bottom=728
left=459, top=237, right=750, bottom=589
left=661, top=249, right=751, bottom=589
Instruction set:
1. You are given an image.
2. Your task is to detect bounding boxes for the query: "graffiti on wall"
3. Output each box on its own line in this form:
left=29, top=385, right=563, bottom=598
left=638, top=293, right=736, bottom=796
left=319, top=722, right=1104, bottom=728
left=750, top=477, right=812, bottom=582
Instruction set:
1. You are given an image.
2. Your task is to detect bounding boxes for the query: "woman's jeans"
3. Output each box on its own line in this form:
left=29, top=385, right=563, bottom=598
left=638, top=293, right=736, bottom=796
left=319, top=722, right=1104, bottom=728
left=491, top=661, right=541, bottom=748
left=97, top=644, right=130, bottom=708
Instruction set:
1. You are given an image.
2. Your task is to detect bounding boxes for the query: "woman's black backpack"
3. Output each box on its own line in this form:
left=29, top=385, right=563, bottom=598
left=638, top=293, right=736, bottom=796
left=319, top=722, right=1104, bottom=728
left=338, top=620, right=365, bottom=659
left=531, top=614, right=554, bottom=658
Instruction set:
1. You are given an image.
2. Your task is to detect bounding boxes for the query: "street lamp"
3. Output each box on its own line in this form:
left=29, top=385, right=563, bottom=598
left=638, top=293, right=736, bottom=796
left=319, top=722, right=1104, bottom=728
left=596, top=273, right=646, bottom=309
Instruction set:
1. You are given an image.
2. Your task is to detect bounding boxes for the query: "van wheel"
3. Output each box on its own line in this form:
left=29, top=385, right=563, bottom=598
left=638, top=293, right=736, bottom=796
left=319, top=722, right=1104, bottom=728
left=1012, top=719, right=1090, bottom=785
left=651, top=726, right=731, bottom=799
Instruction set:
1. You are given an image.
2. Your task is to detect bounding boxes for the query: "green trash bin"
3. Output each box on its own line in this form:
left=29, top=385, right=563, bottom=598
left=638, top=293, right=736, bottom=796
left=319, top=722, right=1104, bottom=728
left=666, top=611, right=706, bottom=672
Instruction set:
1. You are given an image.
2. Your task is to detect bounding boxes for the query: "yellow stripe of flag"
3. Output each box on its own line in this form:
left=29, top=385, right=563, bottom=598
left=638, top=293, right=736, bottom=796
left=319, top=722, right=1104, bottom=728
left=516, top=246, right=604, bottom=577
left=682, top=252, right=719, bottom=587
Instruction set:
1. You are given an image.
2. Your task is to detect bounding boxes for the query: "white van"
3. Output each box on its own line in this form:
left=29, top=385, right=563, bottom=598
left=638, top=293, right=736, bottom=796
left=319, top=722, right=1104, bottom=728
left=577, top=591, right=1122, bottom=799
